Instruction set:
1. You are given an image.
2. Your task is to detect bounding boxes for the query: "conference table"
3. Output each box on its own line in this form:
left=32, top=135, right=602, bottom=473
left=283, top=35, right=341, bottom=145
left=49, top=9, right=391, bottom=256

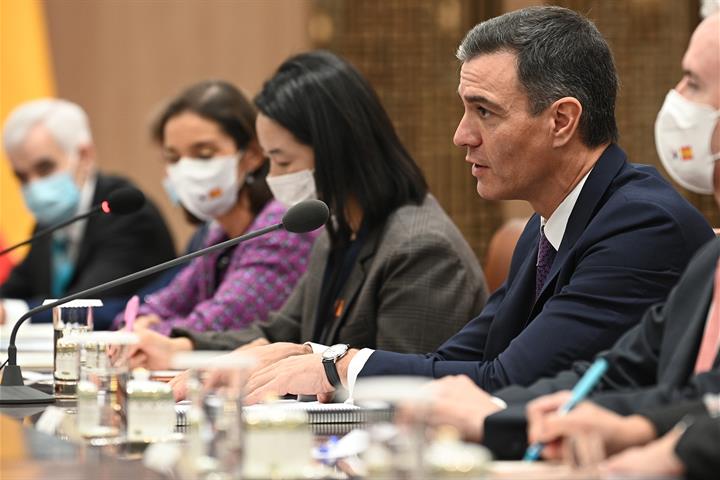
left=0, top=324, right=662, bottom=480
left=2, top=406, right=608, bottom=480
left=1, top=412, right=164, bottom=480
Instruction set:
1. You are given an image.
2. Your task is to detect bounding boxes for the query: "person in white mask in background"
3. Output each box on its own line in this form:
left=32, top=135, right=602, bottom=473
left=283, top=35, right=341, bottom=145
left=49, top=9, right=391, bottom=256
left=0, top=99, right=175, bottom=326
left=128, top=52, right=488, bottom=398
left=112, top=80, right=319, bottom=335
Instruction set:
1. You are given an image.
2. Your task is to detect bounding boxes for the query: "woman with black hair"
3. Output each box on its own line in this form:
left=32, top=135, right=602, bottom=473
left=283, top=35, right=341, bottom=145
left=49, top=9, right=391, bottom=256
left=129, top=53, right=487, bottom=396
left=112, top=80, right=318, bottom=335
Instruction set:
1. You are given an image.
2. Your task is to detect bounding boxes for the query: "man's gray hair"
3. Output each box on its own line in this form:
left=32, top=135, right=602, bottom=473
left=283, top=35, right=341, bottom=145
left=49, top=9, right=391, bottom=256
left=457, top=6, right=618, bottom=148
left=3, top=98, right=93, bottom=155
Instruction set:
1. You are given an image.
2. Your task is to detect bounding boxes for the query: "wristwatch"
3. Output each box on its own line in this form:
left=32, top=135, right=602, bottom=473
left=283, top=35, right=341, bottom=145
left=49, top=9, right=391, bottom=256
left=321, top=344, right=350, bottom=388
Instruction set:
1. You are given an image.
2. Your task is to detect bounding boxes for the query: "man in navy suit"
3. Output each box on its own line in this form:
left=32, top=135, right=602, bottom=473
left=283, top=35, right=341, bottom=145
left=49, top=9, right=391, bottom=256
left=242, top=6, right=714, bottom=404
left=393, top=10, right=720, bottom=472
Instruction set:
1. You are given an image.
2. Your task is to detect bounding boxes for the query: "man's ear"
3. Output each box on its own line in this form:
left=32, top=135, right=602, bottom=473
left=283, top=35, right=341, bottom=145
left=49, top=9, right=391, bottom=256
left=76, top=143, right=96, bottom=169
left=550, top=97, right=582, bottom=148
left=74, top=143, right=96, bottom=184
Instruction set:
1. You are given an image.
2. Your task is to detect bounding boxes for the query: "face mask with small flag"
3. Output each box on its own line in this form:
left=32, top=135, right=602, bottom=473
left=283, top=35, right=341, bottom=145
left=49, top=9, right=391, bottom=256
left=655, top=89, right=720, bottom=194
left=165, top=153, right=243, bottom=221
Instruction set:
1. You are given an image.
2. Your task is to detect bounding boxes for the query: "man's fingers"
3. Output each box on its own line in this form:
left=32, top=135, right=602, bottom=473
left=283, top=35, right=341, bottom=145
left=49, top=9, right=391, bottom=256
left=130, top=352, right=148, bottom=369
left=172, top=381, right=187, bottom=401
left=538, top=439, right=564, bottom=460
left=245, top=378, right=284, bottom=405
left=317, top=392, right=334, bottom=403
left=245, top=362, right=278, bottom=393
left=527, top=391, right=572, bottom=419
left=170, top=371, right=190, bottom=401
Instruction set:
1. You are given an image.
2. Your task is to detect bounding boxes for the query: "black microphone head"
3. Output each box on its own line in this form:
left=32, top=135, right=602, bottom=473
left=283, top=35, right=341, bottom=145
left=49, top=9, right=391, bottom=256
left=102, top=187, right=146, bottom=215
left=282, top=199, right=329, bottom=233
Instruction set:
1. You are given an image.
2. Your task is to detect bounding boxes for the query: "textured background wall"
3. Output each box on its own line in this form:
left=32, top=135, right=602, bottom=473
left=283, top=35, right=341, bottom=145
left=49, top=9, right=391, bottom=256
left=309, top=0, right=504, bottom=260
left=37, top=0, right=713, bottom=262
left=44, top=0, right=312, bottom=250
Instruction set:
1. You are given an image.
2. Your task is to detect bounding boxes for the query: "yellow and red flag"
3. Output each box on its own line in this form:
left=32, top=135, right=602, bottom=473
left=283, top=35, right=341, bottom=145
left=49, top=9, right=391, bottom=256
left=0, top=0, right=56, bottom=262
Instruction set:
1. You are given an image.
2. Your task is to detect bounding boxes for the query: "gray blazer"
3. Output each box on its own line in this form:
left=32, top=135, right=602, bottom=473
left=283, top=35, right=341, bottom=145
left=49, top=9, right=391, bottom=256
left=173, top=195, right=488, bottom=354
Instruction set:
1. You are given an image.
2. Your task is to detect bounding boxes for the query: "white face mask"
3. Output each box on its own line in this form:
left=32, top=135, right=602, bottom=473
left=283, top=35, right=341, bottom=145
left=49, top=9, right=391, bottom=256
left=166, top=153, right=242, bottom=221
left=655, top=89, right=720, bottom=194
left=266, top=169, right=317, bottom=208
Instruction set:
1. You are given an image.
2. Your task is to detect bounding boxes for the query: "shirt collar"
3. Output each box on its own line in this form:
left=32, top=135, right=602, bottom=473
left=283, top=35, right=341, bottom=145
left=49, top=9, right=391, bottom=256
left=540, top=169, right=593, bottom=251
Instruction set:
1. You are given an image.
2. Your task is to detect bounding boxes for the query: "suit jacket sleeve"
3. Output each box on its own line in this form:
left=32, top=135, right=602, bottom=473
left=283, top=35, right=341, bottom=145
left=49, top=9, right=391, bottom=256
left=493, top=300, right=668, bottom=405
left=363, top=195, right=697, bottom=391
left=170, top=272, right=308, bottom=350
left=639, top=400, right=708, bottom=437
left=675, top=415, right=720, bottom=480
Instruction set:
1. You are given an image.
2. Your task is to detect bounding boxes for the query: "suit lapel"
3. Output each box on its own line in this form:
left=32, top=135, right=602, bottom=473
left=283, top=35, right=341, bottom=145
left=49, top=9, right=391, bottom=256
left=533, top=144, right=627, bottom=307
left=322, top=226, right=382, bottom=345
left=302, top=235, right=331, bottom=341
left=483, top=216, right=541, bottom=359
left=662, top=257, right=716, bottom=384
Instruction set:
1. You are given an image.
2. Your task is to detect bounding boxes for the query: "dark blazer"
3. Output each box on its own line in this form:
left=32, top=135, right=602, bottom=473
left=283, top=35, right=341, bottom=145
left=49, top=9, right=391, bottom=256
left=360, top=144, right=714, bottom=391
left=485, top=238, right=720, bottom=459
left=675, top=415, right=720, bottom=480
left=173, top=195, right=488, bottom=354
left=0, top=174, right=176, bottom=308
left=607, top=400, right=719, bottom=480
left=641, top=400, right=710, bottom=436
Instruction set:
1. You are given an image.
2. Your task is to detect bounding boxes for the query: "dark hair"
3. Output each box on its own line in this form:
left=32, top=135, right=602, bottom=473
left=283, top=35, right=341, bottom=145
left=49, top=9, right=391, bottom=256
left=254, top=50, right=428, bottom=246
left=457, top=6, right=618, bottom=147
left=152, top=80, right=272, bottom=216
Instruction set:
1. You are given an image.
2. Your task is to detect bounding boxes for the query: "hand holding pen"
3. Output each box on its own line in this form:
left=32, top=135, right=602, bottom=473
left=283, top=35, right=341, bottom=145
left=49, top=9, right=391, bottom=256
left=524, top=358, right=609, bottom=461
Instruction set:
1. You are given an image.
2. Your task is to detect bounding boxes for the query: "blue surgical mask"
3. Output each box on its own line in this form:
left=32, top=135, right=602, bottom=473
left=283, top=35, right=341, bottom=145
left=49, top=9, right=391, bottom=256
left=22, top=171, right=81, bottom=226
left=161, top=176, right=180, bottom=205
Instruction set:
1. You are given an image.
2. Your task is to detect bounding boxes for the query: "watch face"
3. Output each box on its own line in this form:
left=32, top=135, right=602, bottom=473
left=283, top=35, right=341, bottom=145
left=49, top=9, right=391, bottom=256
left=322, top=344, right=348, bottom=360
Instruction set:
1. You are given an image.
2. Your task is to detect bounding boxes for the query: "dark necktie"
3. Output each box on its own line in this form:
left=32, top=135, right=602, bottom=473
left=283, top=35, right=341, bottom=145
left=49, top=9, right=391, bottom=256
left=51, top=235, right=74, bottom=298
left=536, top=228, right=556, bottom=299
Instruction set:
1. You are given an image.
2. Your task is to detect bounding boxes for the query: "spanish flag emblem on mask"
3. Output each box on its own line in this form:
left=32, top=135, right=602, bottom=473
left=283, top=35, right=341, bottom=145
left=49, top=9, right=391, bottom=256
left=680, top=146, right=694, bottom=161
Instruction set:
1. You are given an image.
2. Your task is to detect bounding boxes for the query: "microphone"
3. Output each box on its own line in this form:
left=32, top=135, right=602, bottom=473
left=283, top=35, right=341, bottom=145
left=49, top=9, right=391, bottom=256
left=0, top=187, right=146, bottom=257
left=0, top=199, right=329, bottom=404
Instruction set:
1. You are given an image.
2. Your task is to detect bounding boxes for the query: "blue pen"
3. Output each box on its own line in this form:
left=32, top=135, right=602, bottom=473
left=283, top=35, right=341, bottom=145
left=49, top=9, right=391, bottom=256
left=523, top=358, right=609, bottom=462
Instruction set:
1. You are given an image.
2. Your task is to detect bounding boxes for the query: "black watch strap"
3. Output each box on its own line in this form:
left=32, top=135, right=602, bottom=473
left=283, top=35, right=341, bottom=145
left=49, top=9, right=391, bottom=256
left=323, top=359, right=342, bottom=388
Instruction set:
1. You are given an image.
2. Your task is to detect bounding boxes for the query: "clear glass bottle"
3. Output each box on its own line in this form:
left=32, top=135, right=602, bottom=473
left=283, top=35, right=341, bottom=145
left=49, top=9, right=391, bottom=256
left=75, top=331, right=136, bottom=445
left=54, top=336, right=80, bottom=398
left=243, top=405, right=313, bottom=478
left=50, top=299, right=102, bottom=397
left=126, top=369, right=176, bottom=443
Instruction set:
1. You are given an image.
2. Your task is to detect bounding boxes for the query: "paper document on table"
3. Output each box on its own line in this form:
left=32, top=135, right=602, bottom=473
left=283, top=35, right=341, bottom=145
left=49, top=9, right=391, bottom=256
left=244, top=400, right=367, bottom=424
left=175, top=399, right=387, bottom=427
